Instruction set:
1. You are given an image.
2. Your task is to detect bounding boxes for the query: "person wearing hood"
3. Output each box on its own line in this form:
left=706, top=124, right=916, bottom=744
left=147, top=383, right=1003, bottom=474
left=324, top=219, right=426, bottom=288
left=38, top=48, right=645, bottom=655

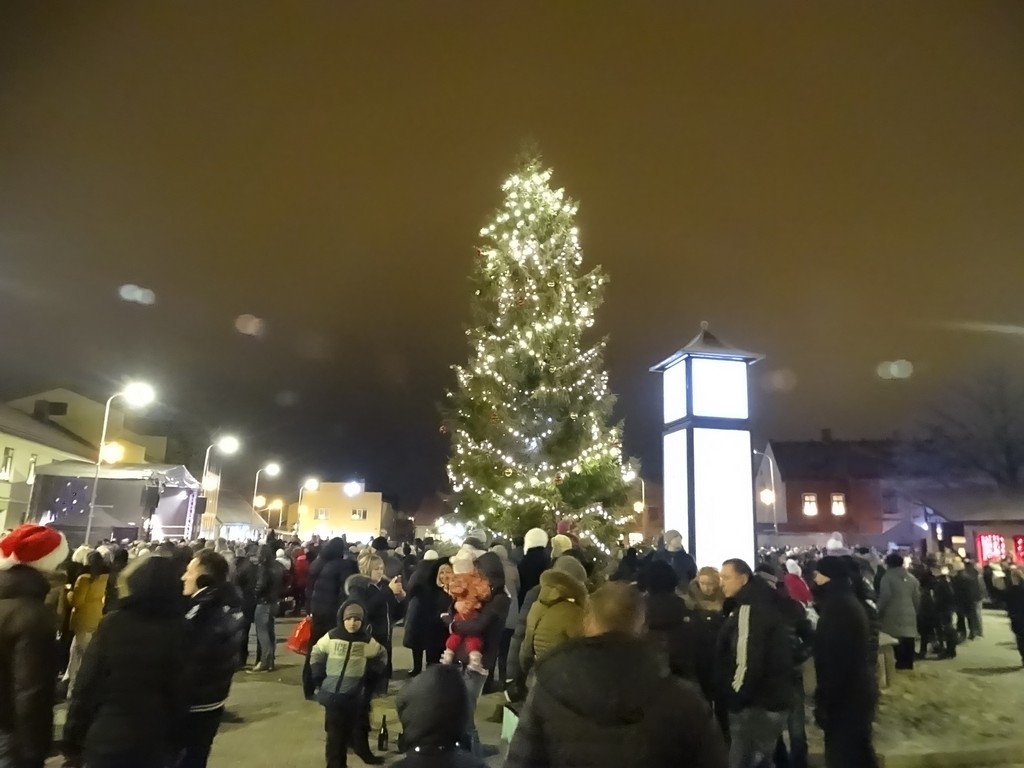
left=643, top=559, right=697, bottom=682
left=103, top=548, right=130, bottom=615
left=0, top=524, right=68, bottom=768
left=517, top=528, right=550, bottom=604
left=783, top=560, right=813, bottom=607
left=717, top=559, right=794, bottom=768
left=521, top=556, right=588, bottom=681
left=64, top=550, right=110, bottom=698
left=249, top=544, right=285, bottom=673
left=304, top=537, right=359, bottom=698
left=811, top=556, right=879, bottom=768
left=63, top=556, right=187, bottom=768
left=487, top=544, right=520, bottom=692
left=506, top=581, right=727, bottom=768
left=310, top=600, right=388, bottom=768
left=444, top=551, right=510, bottom=759
left=876, top=553, right=920, bottom=671
left=178, top=550, right=243, bottom=768
left=656, top=530, right=698, bottom=588
left=291, top=545, right=310, bottom=617
left=404, top=558, right=452, bottom=676
left=394, top=665, right=487, bottom=768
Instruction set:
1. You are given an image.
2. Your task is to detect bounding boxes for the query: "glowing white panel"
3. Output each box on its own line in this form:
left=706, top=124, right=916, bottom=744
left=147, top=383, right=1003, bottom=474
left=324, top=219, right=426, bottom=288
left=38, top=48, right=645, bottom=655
left=693, top=428, right=754, bottom=568
left=662, top=429, right=690, bottom=554
left=663, top=361, right=688, bottom=423
left=691, top=358, right=749, bottom=419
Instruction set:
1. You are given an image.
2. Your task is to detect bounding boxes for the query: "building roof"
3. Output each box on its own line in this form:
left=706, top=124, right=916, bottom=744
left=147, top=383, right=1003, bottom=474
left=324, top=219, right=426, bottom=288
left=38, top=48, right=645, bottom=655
left=34, top=460, right=200, bottom=489
left=214, top=490, right=261, bottom=527
left=0, top=402, right=95, bottom=459
left=769, top=439, right=898, bottom=481
left=913, top=487, right=1024, bottom=524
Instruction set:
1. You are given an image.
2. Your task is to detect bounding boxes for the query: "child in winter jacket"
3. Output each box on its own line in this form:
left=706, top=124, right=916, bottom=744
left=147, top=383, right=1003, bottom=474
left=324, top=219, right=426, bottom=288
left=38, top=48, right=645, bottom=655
left=310, top=599, right=388, bottom=768
left=441, top=549, right=492, bottom=674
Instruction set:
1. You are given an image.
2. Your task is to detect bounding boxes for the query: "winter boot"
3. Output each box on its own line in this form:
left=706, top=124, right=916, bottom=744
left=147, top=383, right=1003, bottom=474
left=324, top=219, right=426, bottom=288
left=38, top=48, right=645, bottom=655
left=441, top=648, right=455, bottom=665
left=468, top=650, right=486, bottom=675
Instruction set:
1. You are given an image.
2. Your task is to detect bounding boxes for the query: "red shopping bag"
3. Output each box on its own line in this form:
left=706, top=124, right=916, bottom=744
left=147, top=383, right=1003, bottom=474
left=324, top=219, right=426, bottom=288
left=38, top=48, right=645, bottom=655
left=286, top=616, right=312, bottom=655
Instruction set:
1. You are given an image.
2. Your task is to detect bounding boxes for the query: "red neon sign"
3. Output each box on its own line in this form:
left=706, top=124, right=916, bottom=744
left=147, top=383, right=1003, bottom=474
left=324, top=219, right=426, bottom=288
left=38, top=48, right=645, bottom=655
left=976, top=533, right=1007, bottom=563
left=1013, top=535, right=1024, bottom=564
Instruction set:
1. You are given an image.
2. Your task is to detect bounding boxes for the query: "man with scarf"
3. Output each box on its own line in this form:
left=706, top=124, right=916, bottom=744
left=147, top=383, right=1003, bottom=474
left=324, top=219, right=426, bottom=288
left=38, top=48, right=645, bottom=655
left=811, top=555, right=879, bottom=768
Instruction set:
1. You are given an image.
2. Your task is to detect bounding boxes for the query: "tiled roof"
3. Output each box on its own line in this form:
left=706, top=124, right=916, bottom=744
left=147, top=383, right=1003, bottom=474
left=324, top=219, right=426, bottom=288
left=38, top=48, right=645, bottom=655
left=913, top=486, right=1024, bottom=524
left=770, top=439, right=898, bottom=481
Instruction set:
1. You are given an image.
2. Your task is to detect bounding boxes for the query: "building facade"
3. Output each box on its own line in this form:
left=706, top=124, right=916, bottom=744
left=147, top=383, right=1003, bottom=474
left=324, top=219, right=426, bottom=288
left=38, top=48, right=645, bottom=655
left=0, top=403, right=93, bottom=530
left=287, top=482, right=395, bottom=543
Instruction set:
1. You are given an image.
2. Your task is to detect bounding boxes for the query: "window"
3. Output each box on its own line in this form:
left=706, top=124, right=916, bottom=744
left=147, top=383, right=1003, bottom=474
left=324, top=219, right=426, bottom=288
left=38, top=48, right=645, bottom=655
left=882, top=489, right=899, bottom=517
left=26, top=454, right=38, bottom=486
left=0, top=448, right=13, bottom=482
left=351, top=509, right=368, bottom=521
left=315, top=508, right=329, bottom=521
left=802, top=493, right=819, bottom=517
left=831, top=493, right=846, bottom=516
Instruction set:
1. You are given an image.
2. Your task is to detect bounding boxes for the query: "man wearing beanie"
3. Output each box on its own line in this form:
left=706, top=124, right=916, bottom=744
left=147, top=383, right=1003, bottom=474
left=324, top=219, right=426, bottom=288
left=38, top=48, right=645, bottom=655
left=0, top=524, right=69, bottom=768
left=812, top=556, right=879, bottom=768
left=517, top=528, right=549, bottom=605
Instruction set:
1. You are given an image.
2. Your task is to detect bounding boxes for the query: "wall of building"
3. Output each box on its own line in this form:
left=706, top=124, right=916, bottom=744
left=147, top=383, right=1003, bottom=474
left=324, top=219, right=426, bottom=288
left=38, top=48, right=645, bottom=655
left=8, top=389, right=166, bottom=462
left=0, top=432, right=89, bottom=531
left=290, top=483, right=387, bottom=543
left=779, top=478, right=884, bottom=535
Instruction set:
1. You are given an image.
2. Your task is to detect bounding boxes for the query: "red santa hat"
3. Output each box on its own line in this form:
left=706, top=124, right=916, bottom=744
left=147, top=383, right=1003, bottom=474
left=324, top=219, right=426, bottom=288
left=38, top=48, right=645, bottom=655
left=0, top=524, right=69, bottom=573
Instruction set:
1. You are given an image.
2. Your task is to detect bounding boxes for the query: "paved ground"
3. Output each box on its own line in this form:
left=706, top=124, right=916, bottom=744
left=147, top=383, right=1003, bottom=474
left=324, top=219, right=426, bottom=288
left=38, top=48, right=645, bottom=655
left=49, top=611, right=1022, bottom=767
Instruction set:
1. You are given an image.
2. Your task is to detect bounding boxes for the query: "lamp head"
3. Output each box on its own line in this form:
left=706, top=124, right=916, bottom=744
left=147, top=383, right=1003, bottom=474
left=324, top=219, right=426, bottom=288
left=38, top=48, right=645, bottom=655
left=216, top=435, right=241, bottom=455
left=303, top=477, right=320, bottom=492
left=121, top=381, right=156, bottom=408
left=263, top=462, right=281, bottom=477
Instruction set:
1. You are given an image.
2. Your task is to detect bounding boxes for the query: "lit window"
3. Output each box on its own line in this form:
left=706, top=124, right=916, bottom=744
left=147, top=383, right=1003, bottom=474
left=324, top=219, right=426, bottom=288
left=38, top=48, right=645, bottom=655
left=351, top=509, right=368, bottom=521
left=26, top=455, right=38, bottom=486
left=831, top=493, right=846, bottom=516
left=802, top=493, right=819, bottom=517
left=0, top=448, right=13, bottom=482
left=315, top=508, right=329, bottom=521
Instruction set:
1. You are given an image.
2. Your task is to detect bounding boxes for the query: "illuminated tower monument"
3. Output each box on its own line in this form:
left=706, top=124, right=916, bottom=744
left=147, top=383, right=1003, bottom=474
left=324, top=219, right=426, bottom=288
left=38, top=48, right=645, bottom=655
left=651, top=323, right=763, bottom=568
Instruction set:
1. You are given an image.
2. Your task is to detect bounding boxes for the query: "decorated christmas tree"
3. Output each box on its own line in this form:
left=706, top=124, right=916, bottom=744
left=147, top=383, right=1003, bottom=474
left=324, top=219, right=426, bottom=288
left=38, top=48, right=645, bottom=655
left=444, top=158, right=635, bottom=552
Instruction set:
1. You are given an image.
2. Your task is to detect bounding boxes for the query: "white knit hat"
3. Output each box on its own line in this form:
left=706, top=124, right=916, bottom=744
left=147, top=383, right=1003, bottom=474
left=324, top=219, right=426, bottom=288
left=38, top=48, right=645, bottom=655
left=422, top=550, right=439, bottom=561
left=0, top=525, right=69, bottom=573
left=785, top=559, right=802, bottom=576
left=71, top=545, right=92, bottom=566
left=825, top=532, right=850, bottom=556
left=524, top=528, right=548, bottom=551
left=550, top=534, right=573, bottom=559
left=450, top=548, right=476, bottom=575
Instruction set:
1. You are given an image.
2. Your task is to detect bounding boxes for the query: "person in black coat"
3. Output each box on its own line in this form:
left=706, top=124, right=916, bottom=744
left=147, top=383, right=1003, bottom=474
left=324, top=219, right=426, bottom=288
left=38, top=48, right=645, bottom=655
left=403, top=558, right=451, bottom=675
left=506, top=582, right=727, bottom=768
left=992, top=566, right=1024, bottom=665
left=179, top=550, right=243, bottom=768
left=811, top=556, right=879, bottom=768
left=302, top=538, right=358, bottom=698
left=250, top=544, right=284, bottom=672
left=517, top=529, right=550, bottom=604
left=643, top=559, right=697, bottom=681
left=655, top=531, right=698, bottom=588
left=394, top=665, right=487, bottom=768
left=233, top=548, right=258, bottom=667
left=63, top=556, right=187, bottom=768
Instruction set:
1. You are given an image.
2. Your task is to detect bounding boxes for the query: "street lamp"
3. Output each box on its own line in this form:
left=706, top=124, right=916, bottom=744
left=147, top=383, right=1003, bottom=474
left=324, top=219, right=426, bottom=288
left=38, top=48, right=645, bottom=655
left=624, top=469, right=645, bottom=514
left=297, top=478, right=320, bottom=534
left=252, top=462, right=281, bottom=527
left=753, top=449, right=779, bottom=536
left=201, top=434, right=241, bottom=497
left=86, top=381, right=156, bottom=544
left=343, top=480, right=363, bottom=498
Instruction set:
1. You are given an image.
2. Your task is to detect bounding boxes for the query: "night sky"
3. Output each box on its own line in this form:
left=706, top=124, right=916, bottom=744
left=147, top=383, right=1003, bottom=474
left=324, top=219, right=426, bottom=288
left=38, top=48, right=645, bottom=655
left=2, top=3, right=1023, bottom=508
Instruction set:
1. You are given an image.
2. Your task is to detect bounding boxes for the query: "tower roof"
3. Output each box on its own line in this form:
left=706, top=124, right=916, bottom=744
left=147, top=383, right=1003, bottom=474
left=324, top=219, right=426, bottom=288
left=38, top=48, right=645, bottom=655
left=651, top=322, right=763, bottom=371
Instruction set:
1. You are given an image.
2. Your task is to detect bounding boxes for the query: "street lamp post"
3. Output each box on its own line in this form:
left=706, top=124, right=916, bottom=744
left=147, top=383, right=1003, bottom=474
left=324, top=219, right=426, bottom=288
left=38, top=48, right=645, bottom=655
left=85, top=381, right=155, bottom=544
left=753, top=449, right=779, bottom=536
left=201, top=435, right=241, bottom=497
left=252, top=462, right=281, bottom=528
left=297, top=478, right=320, bottom=535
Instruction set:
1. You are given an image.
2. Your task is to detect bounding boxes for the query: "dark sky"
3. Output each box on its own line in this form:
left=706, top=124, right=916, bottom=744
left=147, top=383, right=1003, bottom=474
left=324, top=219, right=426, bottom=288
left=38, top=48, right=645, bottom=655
left=2, top=3, right=1023, bottom=507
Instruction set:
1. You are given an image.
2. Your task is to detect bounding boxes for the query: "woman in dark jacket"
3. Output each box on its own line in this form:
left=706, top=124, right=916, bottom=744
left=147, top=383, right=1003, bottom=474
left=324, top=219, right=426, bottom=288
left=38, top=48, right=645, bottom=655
left=684, top=566, right=728, bottom=739
left=63, top=556, right=187, bottom=768
left=643, top=560, right=697, bottom=681
left=403, top=558, right=451, bottom=675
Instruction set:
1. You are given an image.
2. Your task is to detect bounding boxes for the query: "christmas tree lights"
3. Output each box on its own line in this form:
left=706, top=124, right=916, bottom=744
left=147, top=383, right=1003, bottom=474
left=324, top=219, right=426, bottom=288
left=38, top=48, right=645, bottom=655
left=444, top=158, right=634, bottom=551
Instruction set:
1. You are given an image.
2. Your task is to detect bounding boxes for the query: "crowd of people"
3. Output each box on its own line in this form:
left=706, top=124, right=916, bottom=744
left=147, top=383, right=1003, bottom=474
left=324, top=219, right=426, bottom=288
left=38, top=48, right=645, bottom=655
left=1, top=522, right=1023, bottom=768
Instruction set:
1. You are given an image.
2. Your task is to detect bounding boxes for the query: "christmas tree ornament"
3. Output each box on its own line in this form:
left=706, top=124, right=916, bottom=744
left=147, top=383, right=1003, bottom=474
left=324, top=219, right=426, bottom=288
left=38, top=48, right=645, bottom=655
left=503, top=467, right=513, bottom=477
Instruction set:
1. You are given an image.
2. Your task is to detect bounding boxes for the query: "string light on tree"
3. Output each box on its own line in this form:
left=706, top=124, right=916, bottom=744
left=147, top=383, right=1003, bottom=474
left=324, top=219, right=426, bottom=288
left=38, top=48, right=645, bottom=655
left=442, top=156, right=636, bottom=548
